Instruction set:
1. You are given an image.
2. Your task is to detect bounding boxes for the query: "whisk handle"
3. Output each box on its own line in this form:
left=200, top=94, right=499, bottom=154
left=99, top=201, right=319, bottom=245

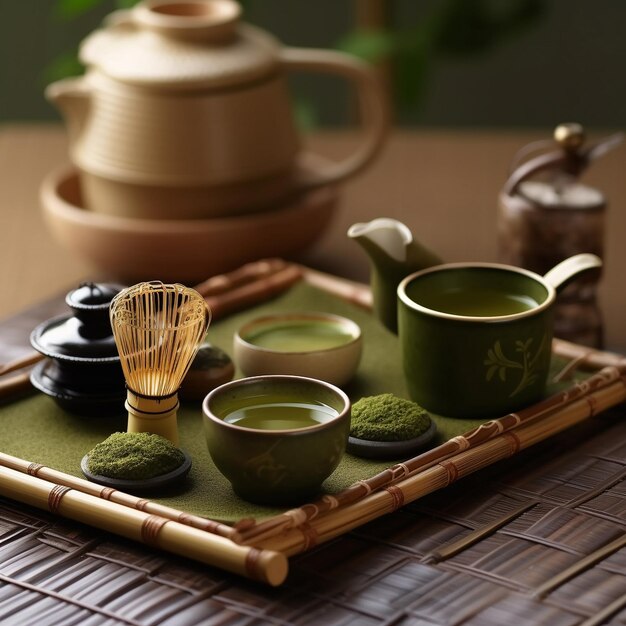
left=126, top=390, right=180, bottom=446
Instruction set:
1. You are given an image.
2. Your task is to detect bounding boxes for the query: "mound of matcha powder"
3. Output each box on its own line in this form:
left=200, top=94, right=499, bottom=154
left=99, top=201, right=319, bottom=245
left=350, top=393, right=431, bottom=442
left=87, top=432, right=185, bottom=480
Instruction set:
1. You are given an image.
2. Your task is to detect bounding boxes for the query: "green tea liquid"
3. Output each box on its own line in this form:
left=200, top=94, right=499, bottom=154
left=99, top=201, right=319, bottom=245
left=224, top=400, right=338, bottom=430
left=416, top=287, right=540, bottom=317
left=245, top=321, right=354, bottom=352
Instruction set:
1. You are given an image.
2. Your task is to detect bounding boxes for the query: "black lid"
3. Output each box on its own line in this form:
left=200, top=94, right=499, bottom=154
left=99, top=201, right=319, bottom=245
left=66, top=282, right=124, bottom=311
left=31, top=282, right=125, bottom=361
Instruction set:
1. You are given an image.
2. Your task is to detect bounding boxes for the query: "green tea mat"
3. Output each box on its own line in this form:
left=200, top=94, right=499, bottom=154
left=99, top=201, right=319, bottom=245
left=0, top=282, right=571, bottom=522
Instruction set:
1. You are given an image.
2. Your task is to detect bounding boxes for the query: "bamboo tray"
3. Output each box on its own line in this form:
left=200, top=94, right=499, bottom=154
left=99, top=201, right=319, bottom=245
left=0, top=266, right=624, bottom=587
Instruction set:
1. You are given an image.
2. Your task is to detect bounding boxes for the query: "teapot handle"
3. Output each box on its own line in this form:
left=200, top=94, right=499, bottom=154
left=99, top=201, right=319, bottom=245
left=280, top=47, right=389, bottom=190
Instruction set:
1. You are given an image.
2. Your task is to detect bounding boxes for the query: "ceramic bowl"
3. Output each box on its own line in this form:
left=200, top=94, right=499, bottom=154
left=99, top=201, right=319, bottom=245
left=203, top=375, right=350, bottom=504
left=40, top=168, right=338, bottom=284
left=233, top=312, right=362, bottom=387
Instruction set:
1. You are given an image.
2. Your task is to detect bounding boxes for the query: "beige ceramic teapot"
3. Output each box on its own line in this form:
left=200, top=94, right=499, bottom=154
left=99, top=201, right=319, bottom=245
left=46, top=0, right=388, bottom=219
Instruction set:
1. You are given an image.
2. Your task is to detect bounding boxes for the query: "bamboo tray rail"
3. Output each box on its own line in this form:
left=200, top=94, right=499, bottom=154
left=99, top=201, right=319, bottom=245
left=0, top=262, right=624, bottom=586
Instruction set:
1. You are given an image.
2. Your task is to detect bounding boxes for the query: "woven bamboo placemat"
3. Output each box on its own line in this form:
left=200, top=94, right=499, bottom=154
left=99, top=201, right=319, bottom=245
left=0, top=413, right=623, bottom=624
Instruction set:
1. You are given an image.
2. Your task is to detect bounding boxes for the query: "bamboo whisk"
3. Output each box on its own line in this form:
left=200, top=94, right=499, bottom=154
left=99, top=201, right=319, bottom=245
left=110, top=282, right=211, bottom=445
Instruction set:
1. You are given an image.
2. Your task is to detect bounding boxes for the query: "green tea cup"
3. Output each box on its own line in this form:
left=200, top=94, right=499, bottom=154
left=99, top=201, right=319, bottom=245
left=234, top=312, right=362, bottom=387
left=397, top=254, right=602, bottom=418
left=203, top=375, right=350, bottom=505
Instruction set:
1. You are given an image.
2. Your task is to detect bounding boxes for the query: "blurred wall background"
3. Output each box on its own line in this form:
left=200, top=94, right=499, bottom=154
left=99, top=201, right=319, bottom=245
left=1, top=0, right=625, bottom=129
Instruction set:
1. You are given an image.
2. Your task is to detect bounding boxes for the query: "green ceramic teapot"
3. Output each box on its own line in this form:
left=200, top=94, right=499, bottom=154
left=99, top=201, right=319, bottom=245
left=349, top=218, right=604, bottom=417
left=348, top=218, right=602, bottom=334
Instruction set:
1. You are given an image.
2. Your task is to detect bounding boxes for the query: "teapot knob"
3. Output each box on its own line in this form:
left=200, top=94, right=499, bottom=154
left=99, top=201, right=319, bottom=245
left=133, top=0, right=241, bottom=43
left=554, top=123, right=585, bottom=153
left=66, top=282, right=124, bottom=336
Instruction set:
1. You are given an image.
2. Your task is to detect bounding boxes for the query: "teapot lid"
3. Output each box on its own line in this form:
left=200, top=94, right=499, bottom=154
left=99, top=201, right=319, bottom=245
left=31, top=282, right=123, bottom=360
left=502, top=123, right=623, bottom=208
left=80, top=0, right=280, bottom=90
left=66, top=282, right=122, bottom=310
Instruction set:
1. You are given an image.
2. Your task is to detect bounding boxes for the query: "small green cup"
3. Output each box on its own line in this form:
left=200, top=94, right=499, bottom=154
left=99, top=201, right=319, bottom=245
left=203, top=375, right=350, bottom=505
left=397, top=254, right=601, bottom=418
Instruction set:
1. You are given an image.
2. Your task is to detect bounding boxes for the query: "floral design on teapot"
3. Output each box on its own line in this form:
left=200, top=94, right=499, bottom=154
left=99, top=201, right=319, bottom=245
left=484, top=335, right=548, bottom=397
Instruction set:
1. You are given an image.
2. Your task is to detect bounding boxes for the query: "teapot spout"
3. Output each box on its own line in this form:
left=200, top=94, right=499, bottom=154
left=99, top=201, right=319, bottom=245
left=46, top=77, right=91, bottom=151
left=348, top=218, right=441, bottom=332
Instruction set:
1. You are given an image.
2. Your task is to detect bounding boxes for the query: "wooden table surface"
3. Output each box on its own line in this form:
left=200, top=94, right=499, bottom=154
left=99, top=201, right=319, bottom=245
left=1, top=124, right=624, bottom=351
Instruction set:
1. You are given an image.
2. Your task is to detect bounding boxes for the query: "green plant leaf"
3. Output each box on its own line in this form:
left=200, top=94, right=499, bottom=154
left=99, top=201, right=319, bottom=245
left=43, top=52, right=85, bottom=84
left=393, top=25, right=436, bottom=109
left=436, top=0, right=542, bottom=58
left=293, top=98, right=318, bottom=132
left=56, top=0, right=105, bottom=19
left=336, top=30, right=395, bottom=63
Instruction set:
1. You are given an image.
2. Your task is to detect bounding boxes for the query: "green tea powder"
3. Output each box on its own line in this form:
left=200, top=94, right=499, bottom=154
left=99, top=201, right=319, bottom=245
left=87, top=432, right=185, bottom=480
left=350, top=393, right=431, bottom=442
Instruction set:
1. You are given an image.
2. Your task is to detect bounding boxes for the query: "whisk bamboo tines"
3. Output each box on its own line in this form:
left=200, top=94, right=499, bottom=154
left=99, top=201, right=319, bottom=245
left=110, top=282, right=211, bottom=445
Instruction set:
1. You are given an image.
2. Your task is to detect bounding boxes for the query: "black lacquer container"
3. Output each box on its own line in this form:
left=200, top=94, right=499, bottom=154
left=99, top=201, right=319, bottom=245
left=30, top=283, right=126, bottom=416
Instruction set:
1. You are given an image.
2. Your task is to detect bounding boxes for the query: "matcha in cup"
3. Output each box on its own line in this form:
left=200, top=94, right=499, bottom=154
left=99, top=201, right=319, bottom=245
left=234, top=313, right=362, bottom=387
left=203, top=375, right=350, bottom=505
left=397, top=254, right=602, bottom=418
